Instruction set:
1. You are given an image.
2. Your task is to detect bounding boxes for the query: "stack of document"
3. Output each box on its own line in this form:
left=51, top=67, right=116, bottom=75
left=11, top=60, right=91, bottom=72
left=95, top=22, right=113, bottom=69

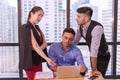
left=35, top=71, right=53, bottom=79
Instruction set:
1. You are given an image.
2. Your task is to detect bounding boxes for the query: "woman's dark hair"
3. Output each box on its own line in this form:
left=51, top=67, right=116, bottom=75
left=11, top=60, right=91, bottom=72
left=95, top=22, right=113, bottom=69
left=77, top=6, right=93, bottom=17
left=27, top=6, right=44, bottom=22
left=63, top=28, right=75, bottom=36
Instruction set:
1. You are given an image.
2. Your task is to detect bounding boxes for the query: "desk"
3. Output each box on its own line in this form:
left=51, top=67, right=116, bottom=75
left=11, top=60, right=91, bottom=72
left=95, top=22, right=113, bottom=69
left=35, top=77, right=104, bottom=80
left=55, top=76, right=104, bottom=80
left=35, top=73, right=104, bottom=80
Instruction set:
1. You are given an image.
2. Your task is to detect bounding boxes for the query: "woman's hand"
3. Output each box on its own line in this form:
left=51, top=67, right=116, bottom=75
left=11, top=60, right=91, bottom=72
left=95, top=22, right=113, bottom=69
left=46, top=58, right=56, bottom=67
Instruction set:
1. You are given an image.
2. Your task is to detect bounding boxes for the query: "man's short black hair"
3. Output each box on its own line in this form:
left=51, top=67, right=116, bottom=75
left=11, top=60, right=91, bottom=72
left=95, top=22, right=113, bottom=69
left=63, top=28, right=75, bottom=36
left=77, top=6, right=93, bottom=17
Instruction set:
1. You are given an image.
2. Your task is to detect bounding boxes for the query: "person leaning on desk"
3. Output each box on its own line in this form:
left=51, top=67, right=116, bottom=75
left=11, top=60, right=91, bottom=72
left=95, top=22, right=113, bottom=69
left=48, top=28, right=87, bottom=76
left=72, top=6, right=110, bottom=77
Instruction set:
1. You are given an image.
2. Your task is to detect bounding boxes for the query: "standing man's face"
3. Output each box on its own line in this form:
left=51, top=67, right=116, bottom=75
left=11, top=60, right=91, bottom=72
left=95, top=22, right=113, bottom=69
left=76, top=13, right=87, bottom=26
left=62, top=32, right=74, bottom=49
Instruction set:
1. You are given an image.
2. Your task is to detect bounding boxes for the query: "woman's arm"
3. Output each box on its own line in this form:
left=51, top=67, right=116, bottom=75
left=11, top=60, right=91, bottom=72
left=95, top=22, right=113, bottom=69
left=31, top=30, right=56, bottom=66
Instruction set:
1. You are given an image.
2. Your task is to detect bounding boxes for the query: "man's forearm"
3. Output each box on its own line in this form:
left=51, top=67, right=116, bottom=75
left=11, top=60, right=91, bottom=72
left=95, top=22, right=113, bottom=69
left=79, top=64, right=87, bottom=73
left=90, top=57, right=97, bottom=71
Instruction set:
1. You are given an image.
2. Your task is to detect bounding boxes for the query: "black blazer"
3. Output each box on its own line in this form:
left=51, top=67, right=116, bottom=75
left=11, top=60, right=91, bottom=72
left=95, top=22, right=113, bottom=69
left=19, top=21, right=47, bottom=70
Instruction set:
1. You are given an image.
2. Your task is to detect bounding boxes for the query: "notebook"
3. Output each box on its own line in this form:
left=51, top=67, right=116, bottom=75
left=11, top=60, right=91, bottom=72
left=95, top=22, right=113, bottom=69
left=56, top=66, right=81, bottom=79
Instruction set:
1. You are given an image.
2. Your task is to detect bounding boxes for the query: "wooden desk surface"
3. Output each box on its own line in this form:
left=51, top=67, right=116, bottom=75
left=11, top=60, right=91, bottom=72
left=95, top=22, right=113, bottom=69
left=35, top=76, right=104, bottom=80
left=35, top=71, right=104, bottom=80
left=57, top=77, right=104, bottom=80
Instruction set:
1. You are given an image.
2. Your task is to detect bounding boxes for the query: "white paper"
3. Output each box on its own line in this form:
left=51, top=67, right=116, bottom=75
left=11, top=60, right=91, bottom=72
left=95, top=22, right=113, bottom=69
left=35, top=71, right=53, bottom=79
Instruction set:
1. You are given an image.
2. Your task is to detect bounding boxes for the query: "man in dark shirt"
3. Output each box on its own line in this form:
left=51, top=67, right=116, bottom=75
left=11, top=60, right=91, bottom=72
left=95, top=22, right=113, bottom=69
left=73, top=6, right=110, bottom=77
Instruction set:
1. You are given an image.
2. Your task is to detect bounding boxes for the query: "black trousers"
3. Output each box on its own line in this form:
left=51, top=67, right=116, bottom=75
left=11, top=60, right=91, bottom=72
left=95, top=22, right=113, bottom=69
left=97, top=52, right=110, bottom=77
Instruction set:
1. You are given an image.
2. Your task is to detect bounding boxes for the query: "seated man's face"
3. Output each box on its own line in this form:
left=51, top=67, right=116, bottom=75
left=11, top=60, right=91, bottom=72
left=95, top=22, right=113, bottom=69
left=62, top=32, right=74, bottom=49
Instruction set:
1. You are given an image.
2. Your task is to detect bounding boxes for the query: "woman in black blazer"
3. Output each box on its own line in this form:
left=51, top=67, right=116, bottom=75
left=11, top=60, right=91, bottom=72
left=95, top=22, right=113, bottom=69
left=19, top=6, right=56, bottom=80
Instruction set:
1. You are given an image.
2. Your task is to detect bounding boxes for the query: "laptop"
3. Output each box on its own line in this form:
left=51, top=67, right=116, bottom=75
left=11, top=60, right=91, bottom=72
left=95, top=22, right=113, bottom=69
left=56, top=66, right=81, bottom=79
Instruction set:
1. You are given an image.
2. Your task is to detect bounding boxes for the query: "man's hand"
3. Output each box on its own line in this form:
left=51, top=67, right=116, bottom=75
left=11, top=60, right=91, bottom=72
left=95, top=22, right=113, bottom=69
left=52, top=66, right=57, bottom=72
left=92, top=70, right=102, bottom=76
left=79, top=64, right=87, bottom=76
left=80, top=64, right=86, bottom=73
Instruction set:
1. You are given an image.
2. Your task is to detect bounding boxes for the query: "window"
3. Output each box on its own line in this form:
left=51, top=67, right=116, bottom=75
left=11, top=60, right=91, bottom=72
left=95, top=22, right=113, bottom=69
left=21, top=0, right=66, bottom=43
left=0, top=47, right=19, bottom=78
left=0, top=0, right=18, bottom=43
left=0, top=0, right=18, bottom=78
left=117, top=0, right=120, bottom=75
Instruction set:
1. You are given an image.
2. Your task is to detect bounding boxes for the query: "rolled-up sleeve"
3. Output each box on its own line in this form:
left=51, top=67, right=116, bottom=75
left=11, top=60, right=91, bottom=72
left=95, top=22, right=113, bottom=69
left=48, top=45, right=56, bottom=60
left=75, top=48, right=85, bottom=65
left=72, top=27, right=81, bottom=45
left=74, top=48, right=87, bottom=70
left=90, top=25, right=103, bottom=57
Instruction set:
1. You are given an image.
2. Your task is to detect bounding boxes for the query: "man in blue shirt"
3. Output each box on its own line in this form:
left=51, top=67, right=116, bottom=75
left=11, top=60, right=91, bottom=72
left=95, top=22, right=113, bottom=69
left=48, top=28, right=87, bottom=74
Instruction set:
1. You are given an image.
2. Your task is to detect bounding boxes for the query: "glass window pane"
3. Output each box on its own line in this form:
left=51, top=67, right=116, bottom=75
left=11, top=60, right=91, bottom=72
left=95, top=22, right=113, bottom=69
left=0, top=46, right=19, bottom=78
left=21, top=0, right=67, bottom=42
left=70, top=0, right=113, bottom=42
left=106, top=45, right=112, bottom=75
left=117, top=0, right=120, bottom=41
left=0, top=0, right=18, bottom=43
left=115, top=0, right=120, bottom=76
left=117, top=45, right=120, bottom=75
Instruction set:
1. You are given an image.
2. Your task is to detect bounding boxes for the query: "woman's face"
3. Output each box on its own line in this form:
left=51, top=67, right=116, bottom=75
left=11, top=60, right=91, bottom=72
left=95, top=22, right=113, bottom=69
left=30, top=10, right=44, bottom=25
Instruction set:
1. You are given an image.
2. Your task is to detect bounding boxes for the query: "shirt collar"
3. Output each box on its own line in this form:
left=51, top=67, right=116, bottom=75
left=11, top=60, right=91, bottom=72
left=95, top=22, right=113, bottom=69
left=60, top=42, right=73, bottom=52
left=82, top=20, right=91, bottom=31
